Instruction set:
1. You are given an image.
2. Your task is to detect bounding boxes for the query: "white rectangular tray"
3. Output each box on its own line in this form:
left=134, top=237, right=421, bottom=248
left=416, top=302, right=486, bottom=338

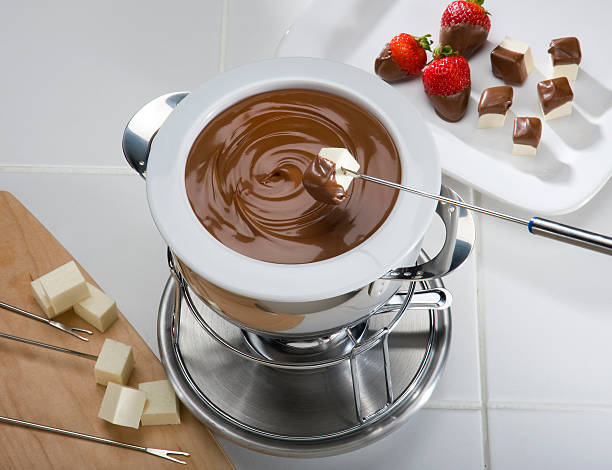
left=277, top=0, right=612, bottom=214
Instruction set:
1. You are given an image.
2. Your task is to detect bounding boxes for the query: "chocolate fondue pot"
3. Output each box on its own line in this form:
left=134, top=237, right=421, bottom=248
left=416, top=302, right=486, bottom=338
left=123, top=58, right=475, bottom=338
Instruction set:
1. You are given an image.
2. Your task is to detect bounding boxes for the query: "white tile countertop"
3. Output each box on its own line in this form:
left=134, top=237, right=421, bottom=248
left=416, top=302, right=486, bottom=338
left=1, top=1, right=611, bottom=468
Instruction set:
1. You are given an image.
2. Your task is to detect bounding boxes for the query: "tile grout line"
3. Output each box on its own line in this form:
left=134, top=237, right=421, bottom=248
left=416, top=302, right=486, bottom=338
left=218, top=0, right=229, bottom=73
left=474, top=189, right=492, bottom=470
left=404, top=399, right=612, bottom=412
left=488, top=402, right=612, bottom=413
left=425, top=401, right=482, bottom=410
left=0, top=165, right=136, bottom=175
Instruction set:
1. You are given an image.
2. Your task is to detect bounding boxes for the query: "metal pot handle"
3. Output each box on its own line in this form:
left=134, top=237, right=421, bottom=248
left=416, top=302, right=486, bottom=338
left=381, top=185, right=475, bottom=281
left=122, top=92, right=190, bottom=179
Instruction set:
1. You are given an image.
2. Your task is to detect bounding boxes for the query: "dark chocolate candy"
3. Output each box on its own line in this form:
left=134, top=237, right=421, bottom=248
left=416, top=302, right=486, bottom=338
left=478, top=86, right=513, bottom=116
left=490, top=46, right=527, bottom=85
left=513, top=117, right=542, bottom=148
left=537, top=77, right=574, bottom=115
left=548, top=37, right=582, bottom=66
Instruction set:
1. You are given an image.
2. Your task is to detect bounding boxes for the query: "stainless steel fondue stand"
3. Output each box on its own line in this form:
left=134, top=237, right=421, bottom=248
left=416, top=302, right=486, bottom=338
left=157, top=250, right=455, bottom=457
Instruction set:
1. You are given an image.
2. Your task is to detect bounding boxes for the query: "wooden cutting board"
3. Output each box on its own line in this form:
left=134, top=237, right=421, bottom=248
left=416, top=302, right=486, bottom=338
left=0, top=192, right=234, bottom=470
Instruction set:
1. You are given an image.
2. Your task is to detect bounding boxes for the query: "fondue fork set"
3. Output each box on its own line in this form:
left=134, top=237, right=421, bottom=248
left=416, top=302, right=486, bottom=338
left=121, top=58, right=612, bottom=457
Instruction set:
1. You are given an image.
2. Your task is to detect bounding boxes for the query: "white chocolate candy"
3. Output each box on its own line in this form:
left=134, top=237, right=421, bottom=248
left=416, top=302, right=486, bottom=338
left=98, top=382, right=147, bottom=429
left=94, top=338, right=134, bottom=386
left=139, top=380, right=181, bottom=426
left=38, top=261, right=89, bottom=315
left=478, top=113, right=507, bottom=129
left=552, top=62, right=579, bottom=81
left=500, top=36, right=534, bottom=75
left=30, top=278, right=56, bottom=318
left=540, top=100, right=573, bottom=121
left=318, top=147, right=360, bottom=191
left=512, top=143, right=537, bottom=156
left=74, top=283, right=118, bottom=332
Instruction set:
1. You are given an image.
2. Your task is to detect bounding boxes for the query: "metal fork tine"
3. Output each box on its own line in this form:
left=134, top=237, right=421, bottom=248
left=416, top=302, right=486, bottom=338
left=71, top=327, right=93, bottom=334
left=48, top=320, right=93, bottom=341
left=146, top=448, right=190, bottom=464
left=1, top=301, right=94, bottom=342
left=66, top=330, right=90, bottom=341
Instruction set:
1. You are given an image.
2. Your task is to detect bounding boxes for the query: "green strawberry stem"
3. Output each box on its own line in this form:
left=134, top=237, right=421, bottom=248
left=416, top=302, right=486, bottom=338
left=431, top=44, right=459, bottom=60
left=412, top=33, right=433, bottom=52
left=467, top=0, right=491, bottom=15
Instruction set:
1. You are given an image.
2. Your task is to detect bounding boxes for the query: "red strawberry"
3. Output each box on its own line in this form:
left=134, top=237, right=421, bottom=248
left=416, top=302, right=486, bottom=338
left=389, top=33, right=432, bottom=75
left=422, top=46, right=471, bottom=122
left=441, top=0, right=490, bottom=31
left=439, top=0, right=491, bottom=59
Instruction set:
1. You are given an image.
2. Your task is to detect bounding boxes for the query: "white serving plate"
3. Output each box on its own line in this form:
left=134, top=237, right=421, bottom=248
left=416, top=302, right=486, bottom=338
left=277, top=0, right=612, bottom=215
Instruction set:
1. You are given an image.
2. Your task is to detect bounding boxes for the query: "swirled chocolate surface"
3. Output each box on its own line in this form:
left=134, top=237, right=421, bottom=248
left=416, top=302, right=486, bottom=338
left=184, top=89, right=401, bottom=264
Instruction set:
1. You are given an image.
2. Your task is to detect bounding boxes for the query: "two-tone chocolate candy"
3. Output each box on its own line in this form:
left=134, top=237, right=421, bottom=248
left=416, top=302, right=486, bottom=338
left=490, top=36, right=534, bottom=85
left=477, top=85, right=513, bottom=128
left=512, top=117, right=542, bottom=156
left=537, top=77, right=574, bottom=120
left=548, top=37, right=581, bottom=81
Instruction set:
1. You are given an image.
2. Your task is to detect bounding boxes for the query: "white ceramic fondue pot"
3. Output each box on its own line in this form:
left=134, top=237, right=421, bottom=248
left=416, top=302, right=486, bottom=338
left=123, top=58, right=475, bottom=338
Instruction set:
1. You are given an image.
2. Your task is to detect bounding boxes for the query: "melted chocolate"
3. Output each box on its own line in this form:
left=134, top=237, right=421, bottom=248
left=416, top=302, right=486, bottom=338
left=427, top=86, right=471, bottom=122
left=548, top=37, right=582, bottom=66
left=184, top=89, right=401, bottom=264
left=478, top=86, right=513, bottom=116
left=537, top=77, right=574, bottom=115
left=302, top=155, right=347, bottom=205
left=491, top=46, right=528, bottom=85
left=513, top=117, right=542, bottom=147
left=439, top=23, right=488, bottom=59
left=374, top=44, right=409, bottom=82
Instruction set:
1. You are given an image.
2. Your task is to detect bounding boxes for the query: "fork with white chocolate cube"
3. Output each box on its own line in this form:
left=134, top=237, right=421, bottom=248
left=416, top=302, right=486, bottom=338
left=302, top=147, right=360, bottom=205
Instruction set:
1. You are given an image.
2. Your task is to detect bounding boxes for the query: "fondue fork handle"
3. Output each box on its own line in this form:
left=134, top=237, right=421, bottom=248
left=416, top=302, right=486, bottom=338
left=122, top=92, right=190, bottom=179
left=345, top=169, right=612, bottom=256
left=527, top=218, right=612, bottom=255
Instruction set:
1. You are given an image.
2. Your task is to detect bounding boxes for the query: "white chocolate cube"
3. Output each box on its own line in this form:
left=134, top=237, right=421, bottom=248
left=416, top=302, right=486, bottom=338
left=512, top=144, right=537, bottom=156
left=74, top=283, right=118, bottom=332
left=139, top=380, right=181, bottom=425
left=30, top=278, right=56, bottom=318
left=478, top=113, right=507, bottom=129
left=98, top=382, right=147, bottom=429
left=318, top=147, right=360, bottom=191
left=501, top=36, right=534, bottom=75
left=540, top=100, right=573, bottom=121
left=552, top=62, right=579, bottom=81
left=38, top=261, right=89, bottom=315
left=95, top=338, right=134, bottom=386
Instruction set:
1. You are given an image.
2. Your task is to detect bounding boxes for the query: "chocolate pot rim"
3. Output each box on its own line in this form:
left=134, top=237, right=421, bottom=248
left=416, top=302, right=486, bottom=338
left=146, top=58, right=441, bottom=303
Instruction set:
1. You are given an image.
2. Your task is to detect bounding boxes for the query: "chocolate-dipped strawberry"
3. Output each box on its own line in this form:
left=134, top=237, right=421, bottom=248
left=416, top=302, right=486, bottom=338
left=375, top=33, right=432, bottom=82
left=440, top=0, right=490, bottom=59
left=423, top=45, right=471, bottom=122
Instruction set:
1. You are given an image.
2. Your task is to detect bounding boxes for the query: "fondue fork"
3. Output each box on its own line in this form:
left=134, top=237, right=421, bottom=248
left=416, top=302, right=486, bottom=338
left=0, top=301, right=93, bottom=341
left=0, top=331, right=98, bottom=360
left=342, top=168, right=612, bottom=256
left=0, top=416, right=190, bottom=464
